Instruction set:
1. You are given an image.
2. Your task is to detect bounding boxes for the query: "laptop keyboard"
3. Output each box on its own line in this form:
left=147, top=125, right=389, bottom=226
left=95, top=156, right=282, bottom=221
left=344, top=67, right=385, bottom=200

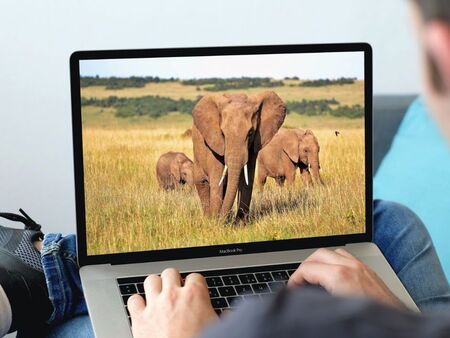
left=117, top=262, right=299, bottom=323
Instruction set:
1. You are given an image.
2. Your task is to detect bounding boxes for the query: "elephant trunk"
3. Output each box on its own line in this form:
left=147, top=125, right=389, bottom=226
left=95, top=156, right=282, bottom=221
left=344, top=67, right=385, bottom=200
left=309, top=158, right=324, bottom=185
left=220, top=155, right=246, bottom=218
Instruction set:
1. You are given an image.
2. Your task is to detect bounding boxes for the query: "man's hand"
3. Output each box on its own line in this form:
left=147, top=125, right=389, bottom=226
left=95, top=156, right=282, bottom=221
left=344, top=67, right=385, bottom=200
left=288, top=248, right=405, bottom=309
left=128, top=268, right=218, bottom=338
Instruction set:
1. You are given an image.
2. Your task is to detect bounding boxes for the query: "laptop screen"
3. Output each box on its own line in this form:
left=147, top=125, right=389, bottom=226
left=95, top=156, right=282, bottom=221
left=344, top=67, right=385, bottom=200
left=76, top=47, right=367, bottom=257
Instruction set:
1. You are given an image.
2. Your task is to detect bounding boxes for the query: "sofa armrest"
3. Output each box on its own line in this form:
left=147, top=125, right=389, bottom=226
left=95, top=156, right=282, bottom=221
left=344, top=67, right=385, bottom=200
left=373, top=95, right=417, bottom=174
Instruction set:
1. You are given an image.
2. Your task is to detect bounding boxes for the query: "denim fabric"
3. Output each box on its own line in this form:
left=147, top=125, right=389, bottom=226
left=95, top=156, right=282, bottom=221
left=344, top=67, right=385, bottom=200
left=41, top=233, right=88, bottom=324
left=374, top=200, right=450, bottom=312
left=46, top=315, right=93, bottom=338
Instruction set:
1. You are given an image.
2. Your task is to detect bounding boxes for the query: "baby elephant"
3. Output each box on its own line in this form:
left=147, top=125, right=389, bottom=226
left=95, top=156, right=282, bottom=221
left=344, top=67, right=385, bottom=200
left=257, top=128, right=324, bottom=190
left=156, top=152, right=194, bottom=190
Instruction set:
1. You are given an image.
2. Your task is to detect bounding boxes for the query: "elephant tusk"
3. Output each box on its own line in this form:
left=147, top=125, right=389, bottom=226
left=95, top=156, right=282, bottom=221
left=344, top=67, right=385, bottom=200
left=244, top=164, right=249, bottom=185
left=218, top=165, right=228, bottom=186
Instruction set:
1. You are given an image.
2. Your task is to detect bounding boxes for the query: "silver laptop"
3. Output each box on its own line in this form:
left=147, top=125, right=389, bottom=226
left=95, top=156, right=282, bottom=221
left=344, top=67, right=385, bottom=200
left=70, top=43, right=417, bottom=337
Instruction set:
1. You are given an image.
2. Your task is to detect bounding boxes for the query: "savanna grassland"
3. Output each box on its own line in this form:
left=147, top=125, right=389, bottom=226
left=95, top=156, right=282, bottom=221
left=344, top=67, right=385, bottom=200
left=81, top=79, right=365, bottom=255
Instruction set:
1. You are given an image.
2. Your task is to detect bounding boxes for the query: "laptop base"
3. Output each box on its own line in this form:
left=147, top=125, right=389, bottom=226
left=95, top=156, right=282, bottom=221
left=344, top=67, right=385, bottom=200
left=81, top=242, right=417, bottom=338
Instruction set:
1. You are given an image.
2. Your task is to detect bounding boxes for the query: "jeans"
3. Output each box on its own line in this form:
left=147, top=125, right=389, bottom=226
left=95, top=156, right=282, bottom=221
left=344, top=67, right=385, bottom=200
left=40, top=234, right=93, bottom=338
left=45, top=315, right=94, bottom=338
left=41, top=234, right=88, bottom=323
left=374, top=200, right=450, bottom=311
left=42, top=200, right=450, bottom=337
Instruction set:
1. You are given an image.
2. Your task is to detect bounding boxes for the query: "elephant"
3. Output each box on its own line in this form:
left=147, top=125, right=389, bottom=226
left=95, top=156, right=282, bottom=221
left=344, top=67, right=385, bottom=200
left=156, top=152, right=194, bottom=190
left=191, top=91, right=286, bottom=221
left=257, top=128, right=324, bottom=190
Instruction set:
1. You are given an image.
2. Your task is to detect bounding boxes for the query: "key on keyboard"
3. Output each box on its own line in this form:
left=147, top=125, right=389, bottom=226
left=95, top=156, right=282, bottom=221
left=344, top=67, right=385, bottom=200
left=218, top=286, right=236, bottom=297
left=255, top=272, right=273, bottom=282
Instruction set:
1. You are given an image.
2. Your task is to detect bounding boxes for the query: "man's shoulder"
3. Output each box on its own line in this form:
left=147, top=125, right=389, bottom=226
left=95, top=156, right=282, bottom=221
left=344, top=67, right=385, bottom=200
left=201, top=287, right=450, bottom=338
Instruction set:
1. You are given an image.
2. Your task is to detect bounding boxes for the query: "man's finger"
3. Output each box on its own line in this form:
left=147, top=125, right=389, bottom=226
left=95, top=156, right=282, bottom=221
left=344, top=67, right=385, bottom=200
left=334, top=248, right=356, bottom=259
left=127, top=294, right=146, bottom=317
left=287, top=261, right=340, bottom=289
left=144, top=274, right=162, bottom=295
left=161, top=268, right=182, bottom=288
left=184, top=273, right=208, bottom=288
left=304, top=248, right=351, bottom=266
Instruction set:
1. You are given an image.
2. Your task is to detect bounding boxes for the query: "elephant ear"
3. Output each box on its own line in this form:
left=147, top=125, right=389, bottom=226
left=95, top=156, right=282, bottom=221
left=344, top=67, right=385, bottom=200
left=293, top=128, right=307, bottom=142
left=252, top=91, right=287, bottom=153
left=192, top=95, right=226, bottom=156
left=169, top=158, right=181, bottom=182
left=282, top=130, right=300, bottom=162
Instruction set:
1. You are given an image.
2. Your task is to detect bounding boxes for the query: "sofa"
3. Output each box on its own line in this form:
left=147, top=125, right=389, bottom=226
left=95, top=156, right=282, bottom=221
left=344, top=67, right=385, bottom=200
left=373, top=95, right=416, bottom=173
left=373, top=95, right=450, bottom=281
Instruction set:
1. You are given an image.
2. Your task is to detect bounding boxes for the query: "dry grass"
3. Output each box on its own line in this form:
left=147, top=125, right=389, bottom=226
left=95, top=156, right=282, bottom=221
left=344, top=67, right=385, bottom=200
left=83, top=109, right=365, bottom=255
left=80, top=80, right=364, bottom=107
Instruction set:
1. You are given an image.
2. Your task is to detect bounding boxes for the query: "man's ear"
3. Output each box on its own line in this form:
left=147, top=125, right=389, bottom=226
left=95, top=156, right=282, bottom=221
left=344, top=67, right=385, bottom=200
left=426, top=21, right=450, bottom=91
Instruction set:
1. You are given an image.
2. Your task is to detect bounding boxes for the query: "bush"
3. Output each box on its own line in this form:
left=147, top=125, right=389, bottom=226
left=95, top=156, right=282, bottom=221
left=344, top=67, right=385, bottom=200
left=81, top=96, right=196, bottom=118
left=80, top=76, right=178, bottom=90
left=330, top=104, right=364, bottom=118
left=286, top=99, right=339, bottom=116
left=181, top=77, right=284, bottom=91
left=284, top=76, right=299, bottom=80
left=300, top=77, right=356, bottom=87
left=286, top=99, right=363, bottom=118
left=81, top=95, right=364, bottom=119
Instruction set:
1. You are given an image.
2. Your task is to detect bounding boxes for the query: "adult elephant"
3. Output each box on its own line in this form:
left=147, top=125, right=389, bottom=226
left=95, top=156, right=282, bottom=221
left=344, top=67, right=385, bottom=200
left=257, top=128, right=324, bottom=191
left=192, top=91, right=286, bottom=221
left=156, top=152, right=194, bottom=190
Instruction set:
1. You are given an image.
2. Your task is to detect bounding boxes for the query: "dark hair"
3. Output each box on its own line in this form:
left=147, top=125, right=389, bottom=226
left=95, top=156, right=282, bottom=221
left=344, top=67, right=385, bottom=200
left=413, top=0, right=450, bottom=22
left=413, top=0, right=450, bottom=91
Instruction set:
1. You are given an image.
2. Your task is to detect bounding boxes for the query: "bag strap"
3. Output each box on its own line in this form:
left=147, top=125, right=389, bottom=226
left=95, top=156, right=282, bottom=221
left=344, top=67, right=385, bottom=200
left=0, top=209, right=42, bottom=232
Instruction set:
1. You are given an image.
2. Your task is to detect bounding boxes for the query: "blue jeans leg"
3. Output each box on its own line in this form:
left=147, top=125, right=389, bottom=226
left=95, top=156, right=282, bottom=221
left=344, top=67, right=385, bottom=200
left=374, top=199, right=450, bottom=312
left=46, top=315, right=93, bottom=338
left=40, top=233, right=94, bottom=338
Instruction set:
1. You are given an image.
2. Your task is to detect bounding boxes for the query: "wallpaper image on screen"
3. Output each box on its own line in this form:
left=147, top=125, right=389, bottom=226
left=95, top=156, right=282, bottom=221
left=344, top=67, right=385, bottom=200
left=80, top=52, right=366, bottom=256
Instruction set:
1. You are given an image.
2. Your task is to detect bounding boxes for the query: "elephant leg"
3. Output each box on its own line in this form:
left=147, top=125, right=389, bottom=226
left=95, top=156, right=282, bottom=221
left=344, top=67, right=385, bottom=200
left=195, top=181, right=210, bottom=215
left=209, top=178, right=224, bottom=216
left=275, top=176, right=285, bottom=187
left=207, top=157, right=225, bottom=216
left=236, top=152, right=257, bottom=222
left=166, top=177, right=175, bottom=190
left=286, top=170, right=296, bottom=187
left=172, top=179, right=179, bottom=190
left=258, top=175, right=267, bottom=193
left=194, top=165, right=210, bottom=215
left=300, top=168, right=313, bottom=186
left=257, top=165, right=268, bottom=193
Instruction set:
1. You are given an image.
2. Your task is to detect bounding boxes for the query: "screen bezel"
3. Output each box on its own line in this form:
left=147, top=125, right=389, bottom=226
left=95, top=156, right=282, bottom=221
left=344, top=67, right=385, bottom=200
left=70, top=43, right=373, bottom=267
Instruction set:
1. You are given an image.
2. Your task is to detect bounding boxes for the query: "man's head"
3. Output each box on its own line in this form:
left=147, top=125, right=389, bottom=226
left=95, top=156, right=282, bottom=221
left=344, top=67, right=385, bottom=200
left=410, top=0, right=450, bottom=141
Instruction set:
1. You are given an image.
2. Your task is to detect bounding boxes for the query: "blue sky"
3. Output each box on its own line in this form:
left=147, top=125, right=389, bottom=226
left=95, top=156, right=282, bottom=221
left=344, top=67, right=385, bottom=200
left=80, top=51, right=364, bottom=80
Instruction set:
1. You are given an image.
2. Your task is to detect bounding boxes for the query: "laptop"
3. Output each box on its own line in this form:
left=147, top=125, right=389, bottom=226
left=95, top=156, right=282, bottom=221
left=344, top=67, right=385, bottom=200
left=70, top=43, right=417, bottom=337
